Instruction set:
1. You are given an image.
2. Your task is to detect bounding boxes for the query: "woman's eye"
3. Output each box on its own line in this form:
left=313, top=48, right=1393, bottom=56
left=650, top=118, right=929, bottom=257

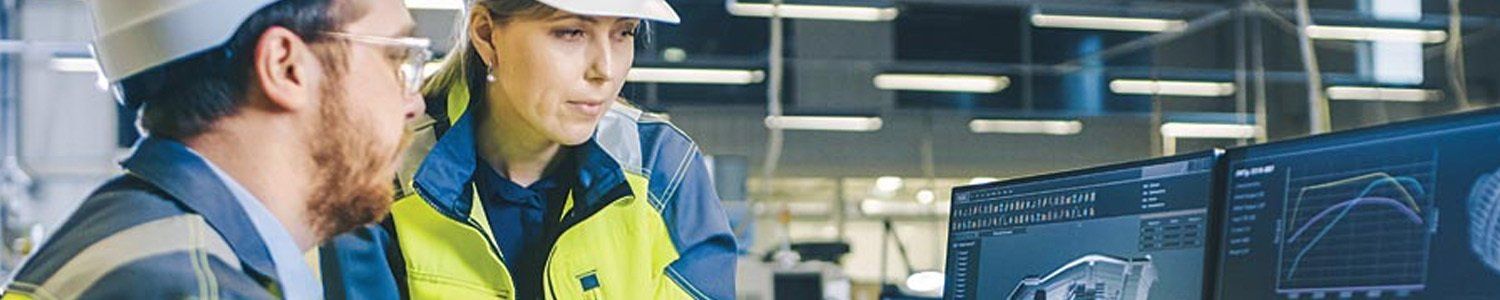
left=553, top=29, right=586, bottom=40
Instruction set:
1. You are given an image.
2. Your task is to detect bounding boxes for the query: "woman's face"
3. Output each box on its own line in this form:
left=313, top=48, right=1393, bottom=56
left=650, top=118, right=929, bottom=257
left=475, top=10, right=639, bottom=146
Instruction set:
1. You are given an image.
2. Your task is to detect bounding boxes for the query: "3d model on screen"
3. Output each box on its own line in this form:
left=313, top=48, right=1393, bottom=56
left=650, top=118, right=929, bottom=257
left=1008, top=254, right=1157, bottom=300
left=1470, top=169, right=1500, bottom=274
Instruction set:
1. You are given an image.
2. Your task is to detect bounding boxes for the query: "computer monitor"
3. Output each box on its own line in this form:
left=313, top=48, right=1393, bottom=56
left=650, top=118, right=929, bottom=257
left=946, top=151, right=1221, bottom=300
left=1216, top=108, right=1500, bottom=299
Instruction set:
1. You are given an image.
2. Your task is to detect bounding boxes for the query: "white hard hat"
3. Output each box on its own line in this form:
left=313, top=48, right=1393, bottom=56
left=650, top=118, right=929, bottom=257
left=85, top=0, right=279, bottom=82
left=534, top=0, right=680, bottom=24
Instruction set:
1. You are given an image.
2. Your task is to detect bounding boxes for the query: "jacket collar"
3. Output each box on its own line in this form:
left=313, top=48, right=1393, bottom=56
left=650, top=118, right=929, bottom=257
left=412, top=105, right=631, bottom=223
left=120, top=137, right=278, bottom=280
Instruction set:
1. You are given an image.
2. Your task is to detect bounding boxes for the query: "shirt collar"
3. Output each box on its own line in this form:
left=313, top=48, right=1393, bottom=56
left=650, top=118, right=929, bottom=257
left=412, top=107, right=630, bottom=221
left=194, top=148, right=324, bottom=299
left=473, top=156, right=569, bottom=208
left=119, top=137, right=279, bottom=282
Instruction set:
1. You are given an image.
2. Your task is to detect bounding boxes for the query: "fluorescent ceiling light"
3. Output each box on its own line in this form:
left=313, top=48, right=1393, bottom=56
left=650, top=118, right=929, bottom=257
left=1160, top=123, right=1256, bottom=139
left=1326, top=86, right=1441, bottom=102
left=50, top=57, right=100, bottom=73
left=873, top=74, right=1010, bottom=93
left=406, top=0, right=463, bottom=10
left=1305, top=25, right=1447, bottom=44
left=765, top=115, right=883, bottom=132
left=1030, top=14, right=1187, bottom=32
left=1110, top=79, right=1236, bottom=97
left=875, top=176, right=904, bottom=193
left=726, top=1, right=898, bottom=22
left=969, top=119, right=1083, bottom=135
left=969, top=177, right=1000, bottom=185
left=627, top=68, right=765, bottom=85
left=916, top=189, right=936, bottom=205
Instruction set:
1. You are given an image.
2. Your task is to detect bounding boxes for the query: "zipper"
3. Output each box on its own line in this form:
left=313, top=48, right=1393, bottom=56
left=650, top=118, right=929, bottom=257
left=415, top=181, right=512, bottom=297
left=463, top=217, right=507, bottom=264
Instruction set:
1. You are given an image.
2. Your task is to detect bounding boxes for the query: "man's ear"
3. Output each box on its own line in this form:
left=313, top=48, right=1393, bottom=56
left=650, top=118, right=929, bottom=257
left=252, top=26, right=322, bottom=112
left=468, top=8, right=498, bottom=67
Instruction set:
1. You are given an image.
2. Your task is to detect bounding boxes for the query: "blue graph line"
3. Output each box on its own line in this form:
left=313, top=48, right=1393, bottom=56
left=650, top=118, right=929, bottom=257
left=1285, top=175, right=1427, bottom=281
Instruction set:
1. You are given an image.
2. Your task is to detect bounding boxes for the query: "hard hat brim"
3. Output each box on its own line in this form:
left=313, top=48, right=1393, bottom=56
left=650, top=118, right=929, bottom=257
left=534, top=0, right=681, bottom=24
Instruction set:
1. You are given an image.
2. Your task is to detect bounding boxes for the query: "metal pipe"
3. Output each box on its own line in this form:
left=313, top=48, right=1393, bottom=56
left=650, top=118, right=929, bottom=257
left=1294, top=0, right=1331, bottom=134
left=1234, top=6, right=1249, bottom=146
left=749, top=0, right=786, bottom=215
left=1447, top=0, right=1472, bottom=110
left=1021, top=6, right=1035, bottom=111
left=1252, top=16, right=1270, bottom=143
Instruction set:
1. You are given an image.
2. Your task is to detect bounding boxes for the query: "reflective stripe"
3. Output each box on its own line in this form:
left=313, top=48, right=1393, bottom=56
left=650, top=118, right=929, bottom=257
left=32, top=215, right=238, bottom=300
left=598, top=105, right=645, bottom=174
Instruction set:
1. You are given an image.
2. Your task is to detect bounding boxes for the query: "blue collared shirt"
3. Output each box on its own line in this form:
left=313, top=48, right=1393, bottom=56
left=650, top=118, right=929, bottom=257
left=473, top=156, right=574, bottom=299
left=190, top=148, right=323, bottom=300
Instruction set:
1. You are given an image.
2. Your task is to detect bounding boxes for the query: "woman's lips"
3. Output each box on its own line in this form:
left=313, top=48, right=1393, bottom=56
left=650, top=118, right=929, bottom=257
left=566, top=100, right=607, bottom=116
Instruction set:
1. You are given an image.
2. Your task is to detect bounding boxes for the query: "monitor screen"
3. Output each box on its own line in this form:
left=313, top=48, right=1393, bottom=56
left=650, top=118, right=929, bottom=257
left=1216, top=108, right=1500, bottom=299
left=946, top=151, right=1220, bottom=300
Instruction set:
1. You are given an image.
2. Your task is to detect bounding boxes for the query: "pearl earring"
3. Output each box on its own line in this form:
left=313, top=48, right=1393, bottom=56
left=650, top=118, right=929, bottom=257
left=486, top=56, right=498, bottom=82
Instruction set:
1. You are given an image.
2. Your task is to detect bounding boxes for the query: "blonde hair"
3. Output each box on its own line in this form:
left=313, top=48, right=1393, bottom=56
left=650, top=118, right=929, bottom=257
left=420, top=0, right=555, bottom=108
left=421, top=0, right=655, bottom=118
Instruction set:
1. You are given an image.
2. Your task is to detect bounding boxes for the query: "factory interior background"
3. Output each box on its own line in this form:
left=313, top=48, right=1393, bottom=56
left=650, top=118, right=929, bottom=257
left=4, top=0, right=1500, bottom=299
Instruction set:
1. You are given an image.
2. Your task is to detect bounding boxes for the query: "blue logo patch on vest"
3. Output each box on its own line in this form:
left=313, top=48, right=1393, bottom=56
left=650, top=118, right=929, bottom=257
left=579, top=272, right=600, bottom=291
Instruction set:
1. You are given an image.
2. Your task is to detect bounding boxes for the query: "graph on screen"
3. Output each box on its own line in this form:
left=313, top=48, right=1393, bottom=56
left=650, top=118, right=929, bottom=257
left=1276, top=158, right=1438, bottom=297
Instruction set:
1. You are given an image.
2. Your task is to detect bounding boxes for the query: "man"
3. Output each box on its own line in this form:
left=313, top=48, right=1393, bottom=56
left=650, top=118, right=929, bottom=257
left=2, top=0, right=425, bottom=298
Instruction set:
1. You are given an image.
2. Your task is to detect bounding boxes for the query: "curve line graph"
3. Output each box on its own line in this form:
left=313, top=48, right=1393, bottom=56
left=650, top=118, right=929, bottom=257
left=1277, top=165, right=1436, bottom=296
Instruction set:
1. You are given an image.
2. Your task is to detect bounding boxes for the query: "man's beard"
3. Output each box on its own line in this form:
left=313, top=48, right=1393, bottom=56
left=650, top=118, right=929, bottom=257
left=305, top=81, right=411, bottom=241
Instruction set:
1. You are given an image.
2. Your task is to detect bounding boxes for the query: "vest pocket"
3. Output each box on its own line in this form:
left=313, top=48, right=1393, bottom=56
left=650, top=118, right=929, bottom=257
left=577, top=271, right=603, bottom=300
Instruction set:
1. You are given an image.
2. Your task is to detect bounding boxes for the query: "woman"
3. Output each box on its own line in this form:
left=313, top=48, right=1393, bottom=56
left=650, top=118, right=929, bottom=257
left=321, top=0, right=736, bottom=299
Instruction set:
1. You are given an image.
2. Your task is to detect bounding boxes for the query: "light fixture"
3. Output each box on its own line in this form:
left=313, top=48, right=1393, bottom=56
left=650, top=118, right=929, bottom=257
left=1109, top=79, right=1236, bottom=97
left=1030, top=14, right=1187, bottom=32
left=905, top=270, right=946, bottom=295
left=726, top=1, right=898, bottom=22
left=1326, top=86, right=1441, bottom=102
left=916, top=189, right=936, bottom=205
left=969, top=177, right=1001, bottom=185
left=969, top=119, right=1083, bottom=135
left=873, top=74, right=1009, bottom=93
left=764, top=115, right=883, bottom=132
left=1305, top=25, right=1447, bottom=44
left=627, top=68, right=765, bottom=85
left=1160, top=123, right=1256, bottom=139
left=875, top=176, right=904, bottom=193
left=405, top=0, right=463, bottom=10
left=50, top=57, right=100, bottom=73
